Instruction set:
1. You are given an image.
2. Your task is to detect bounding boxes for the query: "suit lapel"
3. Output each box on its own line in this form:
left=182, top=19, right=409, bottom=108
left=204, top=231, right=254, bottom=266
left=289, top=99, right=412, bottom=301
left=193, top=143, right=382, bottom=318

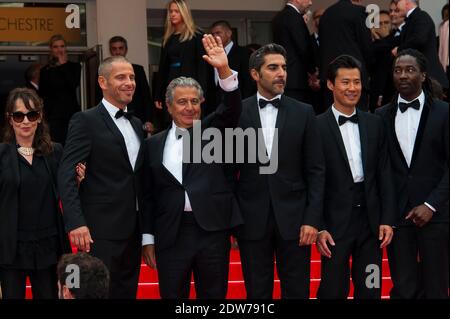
left=325, top=108, right=352, bottom=173
left=158, top=128, right=182, bottom=186
left=357, top=110, right=368, bottom=175
left=409, top=97, right=430, bottom=170
left=129, top=116, right=145, bottom=172
left=275, top=96, right=288, bottom=142
left=389, top=101, right=410, bottom=169
left=99, top=104, right=133, bottom=170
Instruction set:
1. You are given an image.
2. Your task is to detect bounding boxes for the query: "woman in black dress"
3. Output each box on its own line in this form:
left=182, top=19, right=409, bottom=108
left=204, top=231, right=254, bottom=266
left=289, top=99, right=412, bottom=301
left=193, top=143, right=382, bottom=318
left=154, top=0, right=207, bottom=130
left=39, top=34, right=81, bottom=144
left=0, top=88, right=71, bottom=299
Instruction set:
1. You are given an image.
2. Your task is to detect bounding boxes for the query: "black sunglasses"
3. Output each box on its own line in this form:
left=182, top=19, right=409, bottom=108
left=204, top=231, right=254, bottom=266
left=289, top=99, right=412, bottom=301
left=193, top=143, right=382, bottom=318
left=10, top=111, right=40, bottom=123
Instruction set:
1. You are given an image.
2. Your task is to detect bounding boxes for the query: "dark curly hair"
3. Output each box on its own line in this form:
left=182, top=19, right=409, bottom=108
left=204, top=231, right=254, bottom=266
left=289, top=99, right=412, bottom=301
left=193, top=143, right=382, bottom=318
left=57, top=253, right=110, bottom=299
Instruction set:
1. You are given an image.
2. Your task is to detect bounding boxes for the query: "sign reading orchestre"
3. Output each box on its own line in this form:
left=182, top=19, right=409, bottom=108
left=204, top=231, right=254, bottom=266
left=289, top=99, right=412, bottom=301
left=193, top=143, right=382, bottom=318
left=0, top=5, right=81, bottom=43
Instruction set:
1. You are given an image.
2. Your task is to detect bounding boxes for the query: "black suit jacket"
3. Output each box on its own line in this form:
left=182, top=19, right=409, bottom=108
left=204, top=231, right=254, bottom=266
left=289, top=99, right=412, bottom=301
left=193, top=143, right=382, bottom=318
left=142, top=89, right=243, bottom=251
left=235, top=95, right=325, bottom=241
left=0, top=142, right=71, bottom=265
left=317, top=109, right=396, bottom=240
left=376, top=94, right=449, bottom=224
left=154, top=31, right=208, bottom=103
left=95, top=63, right=153, bottom=123
left=398, top=7, right=449, bottom=89
left=272, top=5, right=315, bottom=91
left=58, top=104, right=145, bottom=240
left=205, top=43, right=254, bottom=115
left=39, top=61, right=81, bottom=121
left=318, top=0, right=373, bottom=88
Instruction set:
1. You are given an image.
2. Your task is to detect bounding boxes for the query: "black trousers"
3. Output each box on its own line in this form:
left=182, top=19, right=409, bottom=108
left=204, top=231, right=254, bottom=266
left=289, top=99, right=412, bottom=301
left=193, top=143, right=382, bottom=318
left=238, top=212, right=311, bottom=299
left=90, top=231, right=142, bottom=299
left=155, top=213, right=231, bottom=299
left=0, top=265, right=57, bottom=299
left=317, top=208, right=382, bottom=299
left=387, top=223, right=449, bottom=299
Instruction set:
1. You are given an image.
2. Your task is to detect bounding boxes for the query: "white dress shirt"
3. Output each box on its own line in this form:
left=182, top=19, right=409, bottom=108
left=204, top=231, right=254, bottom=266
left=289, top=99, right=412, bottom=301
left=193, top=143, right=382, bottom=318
left=142, top=71, right=239, bottom=246
left=332, top=106, right=364, bottom=183
left=395, top=91, right=425, bottom=168
left=395, top=91, right=435, bottom=212
left=102, top=98, right=140, bottom=170
left=257, top=92, right=280, bottom=159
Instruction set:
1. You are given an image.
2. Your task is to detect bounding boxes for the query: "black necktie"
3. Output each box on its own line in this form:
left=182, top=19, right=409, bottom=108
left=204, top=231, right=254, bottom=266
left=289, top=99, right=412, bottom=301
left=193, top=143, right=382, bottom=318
left=398, top=99, right=420, bottom=113
left=115, top=109, right=133, bottom=120
left=259, top=98, right=280, bottom=109
left=338, top=114, right=358, bottom=126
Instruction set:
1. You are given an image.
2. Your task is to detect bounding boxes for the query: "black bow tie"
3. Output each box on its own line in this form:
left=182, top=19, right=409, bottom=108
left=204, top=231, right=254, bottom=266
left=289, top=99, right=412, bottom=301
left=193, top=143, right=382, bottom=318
left=398, top=99, right=420, bottom=113
left=259, top=98, right=280, bottom=109
left=115, top=109, right=133, bottom=120
left=338, top=114, right=358, bottom=126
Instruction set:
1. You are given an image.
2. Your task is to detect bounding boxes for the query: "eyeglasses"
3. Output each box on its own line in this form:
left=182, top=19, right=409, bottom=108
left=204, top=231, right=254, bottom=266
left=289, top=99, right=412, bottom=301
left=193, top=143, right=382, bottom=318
left=9, top=111, right=40, bottom=123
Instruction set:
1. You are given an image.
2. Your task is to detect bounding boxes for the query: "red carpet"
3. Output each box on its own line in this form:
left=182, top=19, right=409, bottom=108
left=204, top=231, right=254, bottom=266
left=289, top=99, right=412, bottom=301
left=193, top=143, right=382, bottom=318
left=26, top=244, right=392, bottom=299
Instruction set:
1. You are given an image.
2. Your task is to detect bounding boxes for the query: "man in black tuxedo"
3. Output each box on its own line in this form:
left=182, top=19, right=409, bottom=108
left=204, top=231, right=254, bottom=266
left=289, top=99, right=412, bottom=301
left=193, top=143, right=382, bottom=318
left=319, top=0, right=373, bottom=111
left=316, top=55, right=395, bottom=299
left=95, top=36, right=154, bottom=134
left=235, top=44, right=325, bottom=299
left=204, top=20, right=254, bottom=116
left=58, top=56, right=145, bottom=299
left=392, top=0, right=449, bottom=90
left=376, top=49, right=449, bottom=299
left=141, top=34, right=243, bottom=299
left=272, top=0, right=317, bottom=104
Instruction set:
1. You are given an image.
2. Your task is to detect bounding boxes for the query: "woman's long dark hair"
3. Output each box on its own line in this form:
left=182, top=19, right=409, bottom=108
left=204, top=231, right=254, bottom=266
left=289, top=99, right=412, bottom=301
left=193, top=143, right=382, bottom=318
left=3, top=88, right=53, bottom=155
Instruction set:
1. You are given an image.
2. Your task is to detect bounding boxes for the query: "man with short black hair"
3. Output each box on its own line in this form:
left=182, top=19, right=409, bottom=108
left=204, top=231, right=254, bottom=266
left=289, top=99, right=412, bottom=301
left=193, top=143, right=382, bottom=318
left=57, top=253, right=109, bottom=299
left=316, top=55, right=395, bottom=299
left=235, top=43, right=325, bottom=299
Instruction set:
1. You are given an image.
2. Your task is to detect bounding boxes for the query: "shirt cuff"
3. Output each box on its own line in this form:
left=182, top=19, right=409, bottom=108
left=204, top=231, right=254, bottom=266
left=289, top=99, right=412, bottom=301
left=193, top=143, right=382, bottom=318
left=218, top=70, right=239, bottom=92
left=424, top=202, right=436, bottom=213
left=142, top=234, right=155, bottom=246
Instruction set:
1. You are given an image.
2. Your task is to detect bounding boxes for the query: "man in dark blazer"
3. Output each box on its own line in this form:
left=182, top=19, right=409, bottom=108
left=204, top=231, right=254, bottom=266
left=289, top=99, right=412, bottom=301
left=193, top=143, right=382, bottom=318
left=58, top=55, right=145, bottom=299
left=272, top=0, right=316, bottom=104
left=376, top=49, right=449, bottom=299
left=319, top=0, right=373, bottom=111
left=316, top=55, right=395, bottom=299
left=95, top=36, right=154, bottom=134
left=392, top=0, right=449, bottom=90
left=204, top=20, right=254, bottom=116
left=235, top=44, right=325, bottom=299
left=141, top=34, right=243, bottom=299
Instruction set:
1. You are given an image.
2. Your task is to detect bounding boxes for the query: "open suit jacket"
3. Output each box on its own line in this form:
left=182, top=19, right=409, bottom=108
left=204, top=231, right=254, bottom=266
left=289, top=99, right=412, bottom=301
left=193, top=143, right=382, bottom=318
left=235, top=95, right=325, bottom=241
left=317, top=109, right=396, bottom=239
left=0, top=142, right=71, bottom=265
left=376, top=94, right=449, bottom=224
left=142, top=88, right=244, bottom=251
left=58, top=104, right=145, bottom=240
